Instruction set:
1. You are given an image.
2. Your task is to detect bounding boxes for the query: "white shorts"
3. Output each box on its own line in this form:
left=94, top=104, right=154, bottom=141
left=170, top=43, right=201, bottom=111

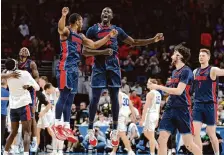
left=117, top=115, right=129, bottom=132
left=143, top=113, right=159, bottom=132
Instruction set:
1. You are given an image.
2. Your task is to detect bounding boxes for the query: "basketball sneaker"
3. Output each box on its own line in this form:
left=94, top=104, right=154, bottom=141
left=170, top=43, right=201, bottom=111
left=51, top=125, right=67, bottom=141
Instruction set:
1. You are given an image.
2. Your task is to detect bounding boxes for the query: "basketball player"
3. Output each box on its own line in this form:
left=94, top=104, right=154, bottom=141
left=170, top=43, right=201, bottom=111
left=139, top=78, right=161, bottom=155
left=110, top=90, right=136, bottom=155
left=44, top=83, right=66, bottom=155
left=52, top=7, right=117, bottom=142
left=193, top=49, right=224, bottom=155
left=18, top=47, right=39, bottom=152
left=1, top=72, right=20, bottom=79
left=3, top=59, right=40, bottom=155
left=148, top=43, right=202, bottom=155
left=84, top=7, right=164, bottom=147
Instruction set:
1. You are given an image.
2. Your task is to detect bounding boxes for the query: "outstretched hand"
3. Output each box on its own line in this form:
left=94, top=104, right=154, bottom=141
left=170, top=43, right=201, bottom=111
left=62, top=7, right=69, bottom=16
left=153, top=33, right=164, bottom=42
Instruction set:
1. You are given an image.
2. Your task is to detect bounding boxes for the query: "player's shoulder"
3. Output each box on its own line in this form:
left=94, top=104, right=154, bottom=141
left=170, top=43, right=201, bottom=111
left=87, top=24, right=98, bottom=30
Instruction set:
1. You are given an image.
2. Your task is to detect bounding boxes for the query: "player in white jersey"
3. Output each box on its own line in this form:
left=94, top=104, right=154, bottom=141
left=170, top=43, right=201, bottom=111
left=3, top=59, right=40, bottom=155
left=140, top=78, right=161, bottom=155
left=110, top=90, right=136, bottom=155
left=44, top=83, right=70, bottom=155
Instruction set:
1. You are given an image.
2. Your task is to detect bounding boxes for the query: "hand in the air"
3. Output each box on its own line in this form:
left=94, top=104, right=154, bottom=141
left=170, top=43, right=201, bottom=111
left=62, top=7, right=69, bottom=16
left=153, top=33, right=164, bottom=42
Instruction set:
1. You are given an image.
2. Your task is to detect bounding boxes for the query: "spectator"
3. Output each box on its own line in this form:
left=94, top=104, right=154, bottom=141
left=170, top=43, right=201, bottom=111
left=18, top=20, right=29, bottom=37
left=76, top=102, right=89, bottom=124
left=121, top=78, right=130, bottom=95
left=94, top=112, right=110, bottom=126
left=98, top=90, right=110, bottom=112
left=130, top=90, right=142, bottom=115
left=82, top=126, right=106, bottom=153
left=70, top=104, right=77, bottom=129
left=41, top=41, right=55, bottom=61
left=122, top=55, right=135, bottom=72
left=21, top=35, right=31, bottom=48
left=131, top=83, right=142, bottom=96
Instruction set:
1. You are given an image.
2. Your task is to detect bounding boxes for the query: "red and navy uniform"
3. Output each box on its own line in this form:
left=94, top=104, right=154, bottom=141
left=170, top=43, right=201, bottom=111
left=159, top=66, right=194, bottom=134
left=86, top=23, right=128, bottom=88
left=193, top=66, right=218, bottom=125
left=56, top=28, right=82, bottom=94
left=10, top=105, right=32, bottom=122
left=18, top=59, right=36, bottom=111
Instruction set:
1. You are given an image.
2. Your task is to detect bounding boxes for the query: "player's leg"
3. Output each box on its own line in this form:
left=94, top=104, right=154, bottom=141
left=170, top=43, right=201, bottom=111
left=144, top=131, right=157, bottom=155
left=182, top=134, right=202, bottom=155
left=21, top=120, right=32, bottom=154
left=193, top=121, right=203, bottom=150
left=192, top=103, right=204, bottom=151
left=206, top=126, right=220, bottom=155
left=119, top=131, right=135, bottom=155
left=205, top=103, right=220, bottom=155
left=157, top=131, right=170, bottom=155
left=36, top=127, right=41, bottom=146
left=177, top=108, right=202, bottom=155
left=4, top=121, right=19, bottom=153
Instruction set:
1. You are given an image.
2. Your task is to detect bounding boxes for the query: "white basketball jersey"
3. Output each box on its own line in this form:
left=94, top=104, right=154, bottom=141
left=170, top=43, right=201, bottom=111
left=119, top=91, right=131, bottom=117
left=147, top=90, right=161, bottom=114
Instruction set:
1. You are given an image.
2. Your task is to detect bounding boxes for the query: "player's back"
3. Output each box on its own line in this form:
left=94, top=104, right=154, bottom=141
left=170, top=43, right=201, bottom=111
left=7, top=70, right=39, bottom=109
left=167, top=66, right=193, bottom=108
left=58, top=29, right=82, bottom=71
left=148, top=90, right=161, bottom=114
left=194, top=66, right=217, bottom=103
left=119, top=91, right=131, bottom=117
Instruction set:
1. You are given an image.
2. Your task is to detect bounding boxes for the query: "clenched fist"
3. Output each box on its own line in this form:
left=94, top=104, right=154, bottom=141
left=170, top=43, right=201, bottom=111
left=62, top=7, right=69, bottom=16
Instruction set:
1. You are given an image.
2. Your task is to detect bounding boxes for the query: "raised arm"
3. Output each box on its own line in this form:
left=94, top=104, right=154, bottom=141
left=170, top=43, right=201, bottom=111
left=82, top=29, right=118, bottom=49
left=58, top=7, right=70, bottom=37
left=123, top=33, right=164, bottom=46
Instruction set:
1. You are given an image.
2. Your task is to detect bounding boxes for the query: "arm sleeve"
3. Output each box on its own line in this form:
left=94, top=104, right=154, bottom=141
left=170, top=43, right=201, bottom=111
left=116, top=27, right=129, bottom=41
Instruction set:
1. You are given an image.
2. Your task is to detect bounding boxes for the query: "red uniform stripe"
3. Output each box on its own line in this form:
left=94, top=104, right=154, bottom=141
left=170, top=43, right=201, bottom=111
left=212, top=82, right=218, bottom=123
left=72, top=36, right=82, bottom=44
left=25, top=105, right=31, bottom=121
left=59, top=41, right=68, bottom=70
left=60, top=70, right=66, bottom=89
left=186, top=85, right=194, bottom=135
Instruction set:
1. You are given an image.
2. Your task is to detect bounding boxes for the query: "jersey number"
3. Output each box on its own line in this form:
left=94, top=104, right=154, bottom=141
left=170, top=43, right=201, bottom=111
left=156, top=96, right=161, bottom=104
left=123, top=98, right=129, bottom=106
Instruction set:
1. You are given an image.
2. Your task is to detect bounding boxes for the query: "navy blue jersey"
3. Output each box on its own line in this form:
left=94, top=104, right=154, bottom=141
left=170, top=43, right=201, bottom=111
left=167, top=66, right=193, bottom=108
left=194, top=66, right=217, bottom=104
left=18, top=59, right=32, bottom=74
left=57, top=29, right=83, bottom=71
left=86, top=23, right=128, bottom=63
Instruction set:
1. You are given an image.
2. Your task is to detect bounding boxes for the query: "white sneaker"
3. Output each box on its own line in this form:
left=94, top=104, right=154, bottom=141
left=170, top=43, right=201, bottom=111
left=128, top=150, right=135, bottom=155
left=30, top=141, right=38, bottom=152
left=168, top=149, right=172, bottom=155
left=10, top=146, right=20, bottom=154
left=110, top=130, right=119, bottom=147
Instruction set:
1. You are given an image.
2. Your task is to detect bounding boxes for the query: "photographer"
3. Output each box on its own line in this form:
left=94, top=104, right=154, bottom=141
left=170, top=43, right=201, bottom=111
left=82, top=126, right=106, bottom=153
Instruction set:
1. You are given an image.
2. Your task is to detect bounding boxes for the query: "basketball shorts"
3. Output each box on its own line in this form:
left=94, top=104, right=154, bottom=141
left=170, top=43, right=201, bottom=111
left=56, top=70, right=78, bottom=94
left=91, top=56, right=121, bottom=88
left=159, top=107, right=193, bottom=134
left=10, top=105, right=32, bottom=122
left=117, top=115, right=129, bottom=132
left=193, top=103, right=217, bottom=126
left=143, top=113, right=159, bottom=132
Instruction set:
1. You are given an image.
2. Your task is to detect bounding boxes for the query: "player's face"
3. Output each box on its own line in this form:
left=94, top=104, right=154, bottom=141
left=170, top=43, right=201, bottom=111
left=101, top=8, right=113, bottom=24
left=199, top=52, right=210, bottom=64
left=76, top=17, right=83, bottom=31
left=147, top=79, right=151, bottom=89
left=45, top=87, right=53, bottom=95
left=171, top=51, right=183, bottom=66
left=19, top=55, right=27, bottom=62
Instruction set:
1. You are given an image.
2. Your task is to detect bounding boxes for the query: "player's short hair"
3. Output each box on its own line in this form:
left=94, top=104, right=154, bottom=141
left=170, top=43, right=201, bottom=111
left=104, top=7, right=113, bottom=14
left=200, top=48, right=211, bottom=56
left=5, top=59, right=17, bottom=71
left=149, top=78, right=158, bottom=84
left=44, top=83, right=53, bottom=90
left=174, top=42, right=191, bottom=63
left=40, top=76, right=48, bottom=83
left=68, top=13, right=81, bottom=24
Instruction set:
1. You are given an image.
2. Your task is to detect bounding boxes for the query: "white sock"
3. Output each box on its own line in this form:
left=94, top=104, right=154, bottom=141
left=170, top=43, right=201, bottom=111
left=58, top=150, right=63, bottom=153
left=52, top=137, right=58, bottom=151
left=24, top=152, right=29, bottom=155
left=3, top=151, right=8, bottom=155
left=64, top=122, right=70, bottom=129
left=215, top=152, right=220, bottom=155
left=58, top=139, right=64, bottom=150
left=55, top=119, right=61, bottom=126
left=150, top=153, right=155, bottom=155
left=11, top=145, right=15, bottom=149
left=33, top=137, right=37, bottom=143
